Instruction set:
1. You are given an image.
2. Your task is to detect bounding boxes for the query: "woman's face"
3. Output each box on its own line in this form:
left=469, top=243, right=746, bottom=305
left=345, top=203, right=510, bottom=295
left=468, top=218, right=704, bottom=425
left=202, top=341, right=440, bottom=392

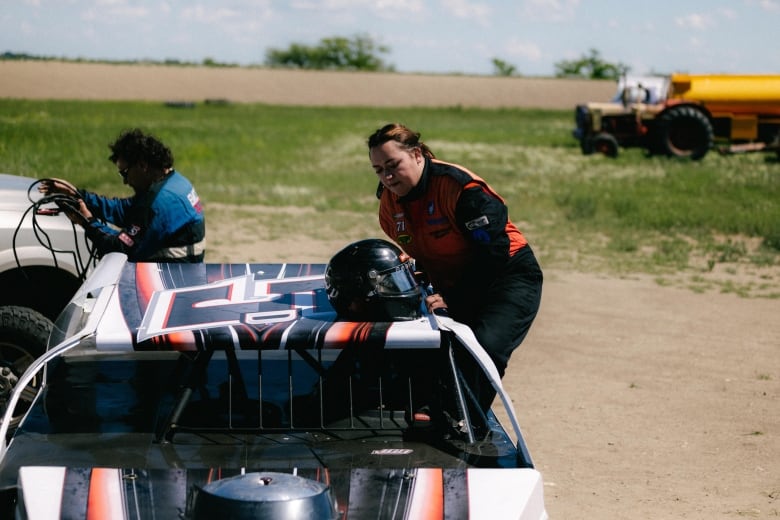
left=369, top=141, right=423, bottom=197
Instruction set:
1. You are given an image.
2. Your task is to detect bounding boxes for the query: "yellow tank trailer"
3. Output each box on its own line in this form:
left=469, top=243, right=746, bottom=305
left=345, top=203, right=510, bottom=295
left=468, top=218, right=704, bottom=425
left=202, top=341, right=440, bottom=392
left=573, top=73, right=780, bottom=159
left=669, top=74, right=780, bottom=152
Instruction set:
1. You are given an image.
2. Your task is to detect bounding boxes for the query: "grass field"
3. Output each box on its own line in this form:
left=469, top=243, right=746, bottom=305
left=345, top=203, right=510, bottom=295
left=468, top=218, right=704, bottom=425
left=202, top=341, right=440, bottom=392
left=1, top=99, right=778, bottom=296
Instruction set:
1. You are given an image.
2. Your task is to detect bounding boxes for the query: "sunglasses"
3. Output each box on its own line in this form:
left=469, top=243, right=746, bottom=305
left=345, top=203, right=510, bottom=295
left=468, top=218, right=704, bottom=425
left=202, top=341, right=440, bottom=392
left=118, top=165, right=131, bottom=179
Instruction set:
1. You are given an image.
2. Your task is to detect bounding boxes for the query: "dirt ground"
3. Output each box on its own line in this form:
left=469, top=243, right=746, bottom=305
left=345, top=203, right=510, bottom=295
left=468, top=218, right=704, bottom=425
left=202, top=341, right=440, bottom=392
left=3, top=62, right=779, bottom=518
left=0, top=61, right=614, bottom=108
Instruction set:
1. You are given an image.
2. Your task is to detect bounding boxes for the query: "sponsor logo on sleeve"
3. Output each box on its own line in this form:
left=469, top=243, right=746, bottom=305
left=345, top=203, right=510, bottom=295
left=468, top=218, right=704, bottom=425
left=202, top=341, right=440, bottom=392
left=118, top=232, right=136, bottom=247
left=188, top=188, right=203, bottom=212
left=471, top=229, right=490, bottom=243
left=465, top=215, right=489, bottom=230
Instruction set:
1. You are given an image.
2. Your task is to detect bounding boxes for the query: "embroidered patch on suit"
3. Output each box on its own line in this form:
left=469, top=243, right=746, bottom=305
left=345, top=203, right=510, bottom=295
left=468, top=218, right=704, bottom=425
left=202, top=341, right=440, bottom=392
left=471, top=229, right=491, bottom=243
left=118, top=232, right=136, bottom=247
left=465, top=215, right=489, bottom=230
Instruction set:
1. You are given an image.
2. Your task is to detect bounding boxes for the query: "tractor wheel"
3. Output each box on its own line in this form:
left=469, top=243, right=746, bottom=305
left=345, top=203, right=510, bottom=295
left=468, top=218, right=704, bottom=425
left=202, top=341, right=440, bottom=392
left=656, top=106, right=713, bottom=160
left=592, top=133, right=619, bottom=158
left=579, top=136, right=595, bottom=155
left=0, top=306, right=51, bottom=432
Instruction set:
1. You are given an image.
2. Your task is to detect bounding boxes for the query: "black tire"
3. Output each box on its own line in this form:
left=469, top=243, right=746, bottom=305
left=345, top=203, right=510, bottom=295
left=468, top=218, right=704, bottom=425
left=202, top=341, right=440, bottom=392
left=0, top=306, right=52, bottom=432
left=0, top=488, right=16, bottom=520
left=656, top=106, right=714, bottom=160
left=592, top=132, right=619, bottom=158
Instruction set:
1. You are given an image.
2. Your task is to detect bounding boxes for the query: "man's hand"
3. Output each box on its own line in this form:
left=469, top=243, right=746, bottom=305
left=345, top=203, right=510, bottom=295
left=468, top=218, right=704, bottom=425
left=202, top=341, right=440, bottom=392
left=57, top=198, right=92, bottom=226
left=38, top=178, right=79, bottom=198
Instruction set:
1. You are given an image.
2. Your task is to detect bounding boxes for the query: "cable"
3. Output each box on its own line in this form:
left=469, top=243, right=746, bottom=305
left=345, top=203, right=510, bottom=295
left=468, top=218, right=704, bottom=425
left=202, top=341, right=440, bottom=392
left=12, top=179, right=100, bottom=282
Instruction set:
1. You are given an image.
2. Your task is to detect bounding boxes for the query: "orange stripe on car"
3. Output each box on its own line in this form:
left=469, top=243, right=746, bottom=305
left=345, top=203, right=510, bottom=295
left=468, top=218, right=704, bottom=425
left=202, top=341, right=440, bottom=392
left=87, top=468, right=123, bottom=520
left=407, top=468, right=444, bottom=519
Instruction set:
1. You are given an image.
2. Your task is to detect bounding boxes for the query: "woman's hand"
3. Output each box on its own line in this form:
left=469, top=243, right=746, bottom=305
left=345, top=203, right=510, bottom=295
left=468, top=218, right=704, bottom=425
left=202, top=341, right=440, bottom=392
left=425, top=292, right=448, bottom=314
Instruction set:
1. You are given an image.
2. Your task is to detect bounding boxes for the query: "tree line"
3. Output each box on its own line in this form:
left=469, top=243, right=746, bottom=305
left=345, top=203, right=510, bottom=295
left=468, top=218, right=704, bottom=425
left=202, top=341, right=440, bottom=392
left=265, top=36, right=628, bottom=79
left=3, top=37, right=629, bottom=79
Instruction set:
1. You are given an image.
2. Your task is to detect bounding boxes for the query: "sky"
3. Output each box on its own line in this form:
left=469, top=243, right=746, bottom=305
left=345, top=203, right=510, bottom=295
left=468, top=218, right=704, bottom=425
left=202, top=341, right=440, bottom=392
left=2, top=0, right=780, bottom=77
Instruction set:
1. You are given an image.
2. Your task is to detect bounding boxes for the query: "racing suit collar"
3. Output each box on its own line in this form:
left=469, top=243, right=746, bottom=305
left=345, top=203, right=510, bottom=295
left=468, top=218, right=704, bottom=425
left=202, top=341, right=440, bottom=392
left=397, top=157, right=430, bottom=203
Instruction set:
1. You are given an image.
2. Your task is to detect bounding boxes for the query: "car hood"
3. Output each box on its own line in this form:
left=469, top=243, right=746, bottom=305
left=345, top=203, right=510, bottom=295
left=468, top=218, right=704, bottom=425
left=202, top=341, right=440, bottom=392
left=0, top=254, right=547, bottom=519
left=0, top=173, right=41, bottom=211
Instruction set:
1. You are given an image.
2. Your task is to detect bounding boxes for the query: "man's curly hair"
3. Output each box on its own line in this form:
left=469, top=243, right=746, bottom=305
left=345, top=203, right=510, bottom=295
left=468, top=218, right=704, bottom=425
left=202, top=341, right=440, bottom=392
left=108, top=128, right=174, bottom=170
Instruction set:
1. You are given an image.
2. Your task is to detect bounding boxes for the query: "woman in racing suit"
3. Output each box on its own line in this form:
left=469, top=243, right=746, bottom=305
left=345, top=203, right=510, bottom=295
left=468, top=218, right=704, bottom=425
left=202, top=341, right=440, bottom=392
left=367, top=123, right=543, bottom=413
left=40, top=128, right=205, bottom=263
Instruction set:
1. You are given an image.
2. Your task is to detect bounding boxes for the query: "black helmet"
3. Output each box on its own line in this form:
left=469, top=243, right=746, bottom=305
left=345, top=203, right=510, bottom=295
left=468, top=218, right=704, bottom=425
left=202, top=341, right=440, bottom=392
left=325, top=239, right=422, bottom=321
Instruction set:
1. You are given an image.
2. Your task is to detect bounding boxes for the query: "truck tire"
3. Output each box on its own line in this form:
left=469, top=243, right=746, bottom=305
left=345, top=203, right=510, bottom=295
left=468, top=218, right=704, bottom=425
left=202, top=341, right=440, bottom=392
left=0, top=306, right=52, bottom=431
left=592, top=133, right=619, bottom=158
left=656, top=106, right=713, bottom=160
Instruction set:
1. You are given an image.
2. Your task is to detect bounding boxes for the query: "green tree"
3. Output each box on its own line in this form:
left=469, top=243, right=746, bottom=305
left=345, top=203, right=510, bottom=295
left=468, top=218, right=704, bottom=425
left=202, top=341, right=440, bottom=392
left=491, top=57, right=518, bottom=77
left=554, top=49, right=629, bottom=80
left=265, top=34, right=393, bottom=72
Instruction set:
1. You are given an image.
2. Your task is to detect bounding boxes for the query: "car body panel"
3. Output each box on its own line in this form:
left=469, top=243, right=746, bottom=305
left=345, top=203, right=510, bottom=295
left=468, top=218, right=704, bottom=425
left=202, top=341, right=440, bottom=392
left=0, top=173, right=91, bottom=279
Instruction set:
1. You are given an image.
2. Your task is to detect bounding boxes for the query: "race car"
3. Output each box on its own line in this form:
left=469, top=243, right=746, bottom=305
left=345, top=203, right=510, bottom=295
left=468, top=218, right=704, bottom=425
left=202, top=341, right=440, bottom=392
left=0, top=252, right=547, bottom=519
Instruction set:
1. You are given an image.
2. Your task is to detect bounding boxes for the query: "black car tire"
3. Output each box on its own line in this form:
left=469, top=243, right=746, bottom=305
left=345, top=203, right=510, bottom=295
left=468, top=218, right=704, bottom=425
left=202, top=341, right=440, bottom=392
left=0, top=306, right=52, bottom=431
left=656, top=106, right=714, bottom=160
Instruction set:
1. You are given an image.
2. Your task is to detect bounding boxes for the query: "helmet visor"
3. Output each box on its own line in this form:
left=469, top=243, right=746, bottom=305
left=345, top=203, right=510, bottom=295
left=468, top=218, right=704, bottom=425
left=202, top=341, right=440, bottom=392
left=373, top=262, right=418, bottom=295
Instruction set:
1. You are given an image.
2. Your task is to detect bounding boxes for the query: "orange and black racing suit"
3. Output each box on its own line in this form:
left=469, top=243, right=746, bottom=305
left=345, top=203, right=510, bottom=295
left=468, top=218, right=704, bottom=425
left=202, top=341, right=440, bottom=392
left=378, top=157, right=543, bottom=411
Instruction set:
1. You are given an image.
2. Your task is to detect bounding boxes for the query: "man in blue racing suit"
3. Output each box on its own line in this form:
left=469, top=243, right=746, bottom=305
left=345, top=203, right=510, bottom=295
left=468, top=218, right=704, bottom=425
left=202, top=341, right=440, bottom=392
left=40, top=128, right=206, bottom=263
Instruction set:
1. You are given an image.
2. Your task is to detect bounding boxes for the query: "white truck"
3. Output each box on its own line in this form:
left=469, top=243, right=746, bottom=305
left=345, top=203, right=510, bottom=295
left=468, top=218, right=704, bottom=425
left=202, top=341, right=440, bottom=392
left=0, top=174, right=93, bottom=428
